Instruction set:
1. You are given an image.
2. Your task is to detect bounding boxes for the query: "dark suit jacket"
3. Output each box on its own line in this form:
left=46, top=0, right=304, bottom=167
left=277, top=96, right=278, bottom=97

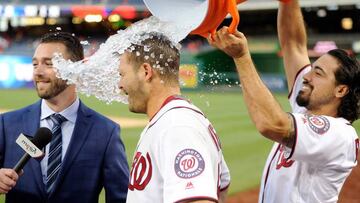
left=0, top=100, right=129, bottom=203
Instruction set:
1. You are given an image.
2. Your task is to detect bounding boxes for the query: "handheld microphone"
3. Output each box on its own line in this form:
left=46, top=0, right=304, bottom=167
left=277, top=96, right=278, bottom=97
left=13, top=127, right=52, bottom=173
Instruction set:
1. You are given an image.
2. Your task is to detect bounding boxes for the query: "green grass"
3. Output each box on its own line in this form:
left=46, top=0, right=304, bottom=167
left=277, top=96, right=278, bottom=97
left=0, top=89, right=359, bottom=202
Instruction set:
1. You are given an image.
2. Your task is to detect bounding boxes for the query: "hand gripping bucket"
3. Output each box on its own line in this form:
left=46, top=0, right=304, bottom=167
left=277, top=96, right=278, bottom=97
left=143, top=0, right=291, bottom=38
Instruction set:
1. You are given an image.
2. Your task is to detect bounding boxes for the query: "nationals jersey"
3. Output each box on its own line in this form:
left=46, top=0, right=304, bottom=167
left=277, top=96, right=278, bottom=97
left=259, top=65, right=359, bottom=203
left=126, top=96, right=230, bottom=203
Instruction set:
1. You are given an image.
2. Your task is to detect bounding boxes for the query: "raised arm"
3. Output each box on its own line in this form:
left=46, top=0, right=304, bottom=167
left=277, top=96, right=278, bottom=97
left=278, top=0, right=310, bottom=91
left=209, top=28, right=295, bottom=148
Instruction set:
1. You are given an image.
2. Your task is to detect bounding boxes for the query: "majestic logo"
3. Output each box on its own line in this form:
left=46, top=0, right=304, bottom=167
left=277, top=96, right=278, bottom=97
left=306, top=115, right=330, bottom=135
left=185, top=182, right=194, bottom=190
left=276, top=145, right=294, bottom=169
left=174, top=149, right=205, bottom=179
left=128, top=152, right=152, bottom=191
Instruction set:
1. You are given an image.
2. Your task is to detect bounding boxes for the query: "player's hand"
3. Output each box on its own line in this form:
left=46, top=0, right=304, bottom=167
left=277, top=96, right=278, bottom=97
left=207, top=26, right=250, bottom=59
left=0, top=168, right=19, bottom=194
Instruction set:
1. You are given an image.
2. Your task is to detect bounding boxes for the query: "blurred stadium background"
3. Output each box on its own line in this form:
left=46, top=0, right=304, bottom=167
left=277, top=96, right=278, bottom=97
left=0, top=0, right=359, bottom=202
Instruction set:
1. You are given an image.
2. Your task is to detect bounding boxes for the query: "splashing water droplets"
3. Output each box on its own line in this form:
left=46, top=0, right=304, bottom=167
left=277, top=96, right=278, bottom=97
left=143, top=46, right=151, bottom=52
left=52, top=16, right=192, bottom=104
left=206, top=101, right=210, bottom=107
left=80, top=41, right=89, bottom=46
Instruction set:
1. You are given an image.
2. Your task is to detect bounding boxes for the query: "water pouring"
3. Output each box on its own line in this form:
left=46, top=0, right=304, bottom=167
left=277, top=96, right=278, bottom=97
left=143, top=0, right=291, bottom=38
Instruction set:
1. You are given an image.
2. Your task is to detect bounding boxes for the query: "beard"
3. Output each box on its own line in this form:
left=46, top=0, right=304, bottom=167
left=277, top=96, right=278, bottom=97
left=35, top=78, right=68, bottom=100
left=128, top=93, right=147, bottom=114
left=296, top=90, right=310, bottom=107
left=126, top=84, right=147, bottom=114
left=296, top=88, right=334, bottom=110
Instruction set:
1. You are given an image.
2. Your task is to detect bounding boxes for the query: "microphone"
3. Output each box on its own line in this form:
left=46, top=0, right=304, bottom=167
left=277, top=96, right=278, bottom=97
left=13, top=127, right=52, bottom=173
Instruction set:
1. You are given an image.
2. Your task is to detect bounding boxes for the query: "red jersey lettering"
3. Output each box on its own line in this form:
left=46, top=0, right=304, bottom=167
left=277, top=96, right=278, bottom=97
left=129, top=152, right=152, bottom=191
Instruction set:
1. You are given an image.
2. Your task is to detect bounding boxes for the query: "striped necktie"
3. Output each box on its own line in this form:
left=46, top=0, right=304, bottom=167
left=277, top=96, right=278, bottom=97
left=46, top=113, right=67, bottom=194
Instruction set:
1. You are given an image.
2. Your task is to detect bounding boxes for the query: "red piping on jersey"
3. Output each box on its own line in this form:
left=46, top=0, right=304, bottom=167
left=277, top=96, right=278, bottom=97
left=288, top=64, right=311, bottom=99
left=286, top=113, right=298, bottom=160
left=208, top=125, right=221, bottom=151
left=261, top=144, right=281, bottom=203
left=149, top=95, right=189, bottom=122
left=174, top=196, right=218, bottom=203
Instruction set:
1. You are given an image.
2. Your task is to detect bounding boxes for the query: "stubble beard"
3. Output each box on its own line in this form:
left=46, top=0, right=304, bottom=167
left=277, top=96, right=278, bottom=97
left=127, top=85, right=147, bottom=114
left=36, top=78, right=68, bottom=100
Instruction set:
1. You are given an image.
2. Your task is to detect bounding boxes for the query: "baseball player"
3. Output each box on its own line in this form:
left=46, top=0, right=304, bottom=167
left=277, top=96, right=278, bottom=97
left=209, top=0, right=359, bottom=202
left=118, top=33, right=230, bottom=203
left=257, top=62, right=358, bottom=203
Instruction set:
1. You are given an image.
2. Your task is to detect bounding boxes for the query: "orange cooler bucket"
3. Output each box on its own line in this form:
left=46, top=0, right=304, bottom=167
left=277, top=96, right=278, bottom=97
left=143, top=0, right=291, bottom=38
left=143, top=0, right=245, bottom=38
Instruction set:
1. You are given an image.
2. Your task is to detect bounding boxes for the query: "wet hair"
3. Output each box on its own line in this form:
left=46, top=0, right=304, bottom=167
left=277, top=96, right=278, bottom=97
left=126, top=32, right=180, bottom=85
left=328, top=49, right=360, bottom=123
left=40, top=32, right=84, bottom=62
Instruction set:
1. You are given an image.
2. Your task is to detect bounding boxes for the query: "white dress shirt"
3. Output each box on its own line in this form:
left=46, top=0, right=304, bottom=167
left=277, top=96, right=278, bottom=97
left=39, top=98, right=79, bottom=184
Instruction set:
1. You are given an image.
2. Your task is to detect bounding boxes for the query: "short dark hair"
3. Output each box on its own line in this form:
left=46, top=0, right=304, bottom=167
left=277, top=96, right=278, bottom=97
left=40, top=32, right=84, bottom=62
left=328, top=49, right=360, bottom=123
left=126, top=32, right=180, bottom=85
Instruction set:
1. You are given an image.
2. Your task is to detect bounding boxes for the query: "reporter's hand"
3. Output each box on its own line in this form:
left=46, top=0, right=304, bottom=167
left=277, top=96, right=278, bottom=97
left=207, top=26, right=250, bottom=59
left=0, top=168, right=19, bottom=194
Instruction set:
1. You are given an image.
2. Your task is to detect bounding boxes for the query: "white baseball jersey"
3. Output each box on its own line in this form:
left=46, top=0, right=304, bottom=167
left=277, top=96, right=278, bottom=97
left=259, top=65, right=359, bottom=203
left=126, top=95, right=231, bottom=203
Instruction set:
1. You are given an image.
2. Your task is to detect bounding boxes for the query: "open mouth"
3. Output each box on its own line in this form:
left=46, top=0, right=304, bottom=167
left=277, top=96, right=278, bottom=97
left=120, top=90, right=128, bottom=96
left=301, top=85, right=310, bottom=91
left=301, top=83, right=313, bottom=92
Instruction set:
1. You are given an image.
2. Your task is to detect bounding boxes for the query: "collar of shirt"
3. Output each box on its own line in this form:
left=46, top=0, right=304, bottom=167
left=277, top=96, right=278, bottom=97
left=40, top=98, right=80, bottom=124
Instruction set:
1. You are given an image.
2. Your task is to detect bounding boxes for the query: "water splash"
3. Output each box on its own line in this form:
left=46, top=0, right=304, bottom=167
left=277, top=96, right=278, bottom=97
left=80, top=40, right=89, bottom=46
left=53, top=16, right=195, bottom=104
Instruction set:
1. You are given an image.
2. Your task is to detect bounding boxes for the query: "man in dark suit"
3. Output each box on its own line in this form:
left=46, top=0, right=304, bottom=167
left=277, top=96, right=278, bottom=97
left=0, top=32, right=129, bottom=203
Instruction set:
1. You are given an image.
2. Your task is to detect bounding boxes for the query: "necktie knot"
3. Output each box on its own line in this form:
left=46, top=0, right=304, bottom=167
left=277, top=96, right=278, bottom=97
left=50, top=114, right=67, bottom=126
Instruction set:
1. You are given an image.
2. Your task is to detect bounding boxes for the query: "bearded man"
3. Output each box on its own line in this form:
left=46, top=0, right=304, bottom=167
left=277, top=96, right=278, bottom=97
left=0, top=32, right=129, bottom=203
